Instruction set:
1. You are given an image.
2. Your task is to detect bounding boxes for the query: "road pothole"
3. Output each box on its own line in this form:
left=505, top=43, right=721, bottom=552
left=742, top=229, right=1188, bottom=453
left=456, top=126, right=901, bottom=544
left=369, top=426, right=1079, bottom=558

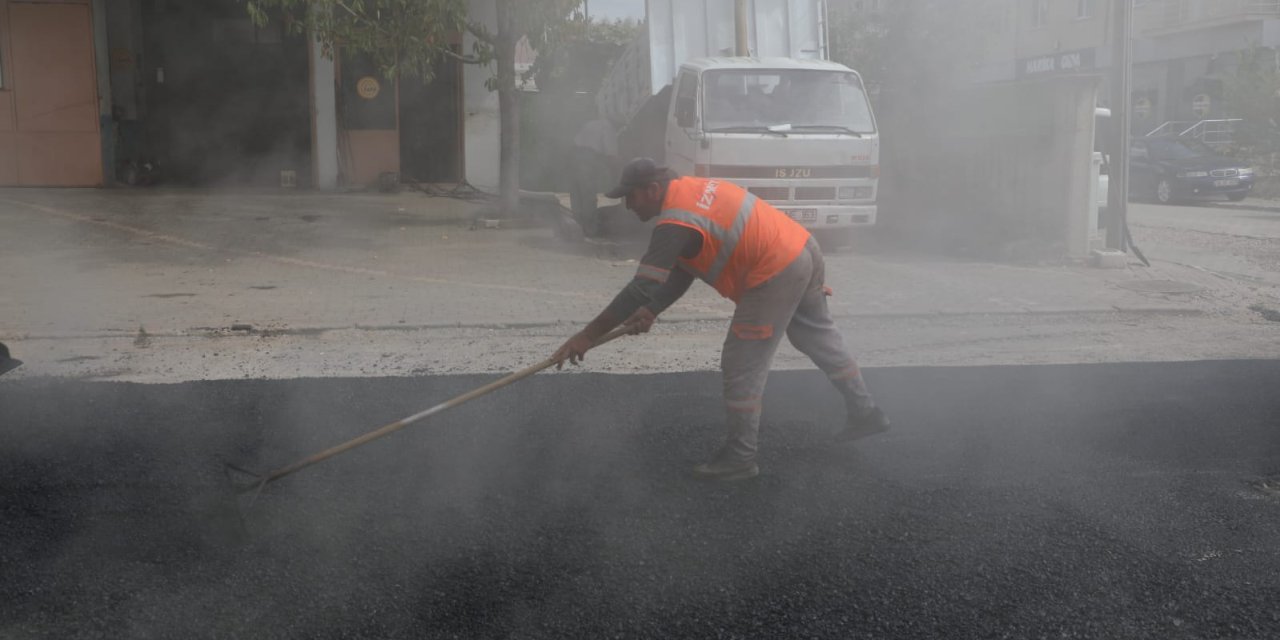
left=1248, top=304, right=1280, bottom=322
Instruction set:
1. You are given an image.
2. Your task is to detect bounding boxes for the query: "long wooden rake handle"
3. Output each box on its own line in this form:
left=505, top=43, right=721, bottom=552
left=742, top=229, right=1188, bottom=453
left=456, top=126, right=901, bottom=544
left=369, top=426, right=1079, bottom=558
left=230, top=325, right=634, bottom=494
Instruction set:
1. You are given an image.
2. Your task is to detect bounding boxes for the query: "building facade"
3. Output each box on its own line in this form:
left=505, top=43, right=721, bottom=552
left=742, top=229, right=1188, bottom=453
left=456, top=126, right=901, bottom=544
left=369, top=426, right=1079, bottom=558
left=957, top=0, right=1280, bottom=135
left=0, top=0, right=495, bottom=189
left=0, top=0, right=107, bottom=186
left=948, top=0, right=1111, bottom=86
left=1130, top=0, right=1280, bottom=134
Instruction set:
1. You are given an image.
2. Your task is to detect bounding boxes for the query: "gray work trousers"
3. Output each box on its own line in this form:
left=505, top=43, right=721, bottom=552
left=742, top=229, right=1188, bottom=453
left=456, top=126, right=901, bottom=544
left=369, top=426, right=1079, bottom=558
left=718, top=237, right=874, bottom=462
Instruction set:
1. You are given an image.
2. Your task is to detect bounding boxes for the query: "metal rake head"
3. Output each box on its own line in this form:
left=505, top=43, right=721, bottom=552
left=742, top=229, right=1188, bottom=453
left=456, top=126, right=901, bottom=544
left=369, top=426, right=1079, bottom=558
left=224, top=462, right=270, bottom=505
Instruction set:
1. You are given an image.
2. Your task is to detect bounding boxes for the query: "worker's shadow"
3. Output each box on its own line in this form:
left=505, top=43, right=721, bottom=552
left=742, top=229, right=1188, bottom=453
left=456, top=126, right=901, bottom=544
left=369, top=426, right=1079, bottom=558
left=633, top=392, right=845, bottom=492
left=637, top=392, right=723, bottom=452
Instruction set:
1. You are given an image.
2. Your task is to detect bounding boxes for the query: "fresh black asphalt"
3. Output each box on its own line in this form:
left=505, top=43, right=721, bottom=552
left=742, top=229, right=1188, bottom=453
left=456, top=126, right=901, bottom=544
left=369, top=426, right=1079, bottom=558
left=2, top=361, right=1279, bottom=639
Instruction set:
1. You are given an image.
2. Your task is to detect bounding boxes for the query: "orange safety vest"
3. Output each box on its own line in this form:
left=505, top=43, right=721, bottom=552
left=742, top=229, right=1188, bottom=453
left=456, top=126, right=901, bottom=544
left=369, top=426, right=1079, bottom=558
left=656, top=177, right=811, bottom=302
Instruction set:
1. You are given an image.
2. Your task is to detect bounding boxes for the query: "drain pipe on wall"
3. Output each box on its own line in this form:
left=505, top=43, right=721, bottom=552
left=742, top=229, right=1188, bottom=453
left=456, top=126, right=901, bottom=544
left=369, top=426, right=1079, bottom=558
left=1112, top=0, right=1148, bottom=267
left=818, top=0, right=830, bottom=60
left=92, top=0, right=114, bottom=186
left=735, top=0, right=750, bottom=56
left=1106, top=0, right=1133, bottom=253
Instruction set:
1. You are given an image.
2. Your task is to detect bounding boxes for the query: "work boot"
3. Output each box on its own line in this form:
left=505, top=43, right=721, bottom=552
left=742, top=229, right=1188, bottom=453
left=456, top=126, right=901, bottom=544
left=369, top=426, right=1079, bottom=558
left=692, top=451, right=760, bottom=482
left=0, top=343, right=20, bottom=376
left=837, top=406, right=890, bottom=442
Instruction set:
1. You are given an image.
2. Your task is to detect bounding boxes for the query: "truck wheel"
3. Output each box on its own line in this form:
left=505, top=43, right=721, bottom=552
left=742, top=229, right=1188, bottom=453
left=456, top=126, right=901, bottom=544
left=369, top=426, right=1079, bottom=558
left=569, top=184, right=600, bottom=238
left=1155, top=178, right=1177, bottom=205
left=569, top=149, right=604, bottom=237
left=815, top=228, right=856, bottom=253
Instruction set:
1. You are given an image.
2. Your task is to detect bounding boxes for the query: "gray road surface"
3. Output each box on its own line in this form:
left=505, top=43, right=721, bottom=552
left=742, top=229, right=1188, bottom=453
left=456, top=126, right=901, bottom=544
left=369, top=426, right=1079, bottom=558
left=2, top=361, right=1279, bottom=638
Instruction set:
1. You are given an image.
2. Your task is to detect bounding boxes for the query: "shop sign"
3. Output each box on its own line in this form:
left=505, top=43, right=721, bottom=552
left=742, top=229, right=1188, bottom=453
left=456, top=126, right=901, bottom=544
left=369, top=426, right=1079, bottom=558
left=1017, top=48, right=1096, bottom=79
left=357, top=76, right=382, bottom=100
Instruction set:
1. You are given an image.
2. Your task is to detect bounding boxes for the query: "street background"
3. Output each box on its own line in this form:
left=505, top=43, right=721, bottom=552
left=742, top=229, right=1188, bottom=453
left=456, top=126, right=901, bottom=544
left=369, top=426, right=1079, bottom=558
left=2, top=189, right=1278, bottom=382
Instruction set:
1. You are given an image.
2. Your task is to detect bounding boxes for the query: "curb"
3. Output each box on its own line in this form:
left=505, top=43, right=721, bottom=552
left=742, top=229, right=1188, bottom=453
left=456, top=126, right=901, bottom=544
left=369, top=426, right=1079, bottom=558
left=1208, top=201, right=1280, bottom=214
left=1, top=306, right=1206, bottom=342
left=836, top=306, right=1203, bottom=320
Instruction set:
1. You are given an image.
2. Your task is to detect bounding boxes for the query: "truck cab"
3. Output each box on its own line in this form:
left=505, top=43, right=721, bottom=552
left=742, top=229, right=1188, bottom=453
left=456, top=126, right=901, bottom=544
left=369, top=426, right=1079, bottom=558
left=663, top=58, right=880, bottom=234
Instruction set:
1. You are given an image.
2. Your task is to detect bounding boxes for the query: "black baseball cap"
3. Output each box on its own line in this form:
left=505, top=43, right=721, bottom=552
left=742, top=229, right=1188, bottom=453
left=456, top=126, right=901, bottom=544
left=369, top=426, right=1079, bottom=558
left=605, top=157, right=672, bottom=199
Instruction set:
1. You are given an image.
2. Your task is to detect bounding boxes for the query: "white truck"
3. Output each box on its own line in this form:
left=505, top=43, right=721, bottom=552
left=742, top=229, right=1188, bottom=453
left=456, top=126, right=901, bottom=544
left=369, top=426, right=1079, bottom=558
left=570, top=0, right=880, bottom=243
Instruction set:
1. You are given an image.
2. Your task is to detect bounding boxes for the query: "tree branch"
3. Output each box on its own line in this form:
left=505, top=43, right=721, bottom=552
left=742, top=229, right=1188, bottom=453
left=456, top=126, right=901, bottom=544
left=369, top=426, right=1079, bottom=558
left=442, top=48, right=485, bottom=65
left=466, top=20, right=494, bottom=44
left=333, top=0, right=366, bottom=22
left=334, top=0, right=390, bottom=36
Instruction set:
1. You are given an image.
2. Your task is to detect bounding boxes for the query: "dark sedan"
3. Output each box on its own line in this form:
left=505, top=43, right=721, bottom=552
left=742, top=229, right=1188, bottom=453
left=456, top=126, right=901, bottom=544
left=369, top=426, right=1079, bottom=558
left=1129, top=137, right=1254, bottom=204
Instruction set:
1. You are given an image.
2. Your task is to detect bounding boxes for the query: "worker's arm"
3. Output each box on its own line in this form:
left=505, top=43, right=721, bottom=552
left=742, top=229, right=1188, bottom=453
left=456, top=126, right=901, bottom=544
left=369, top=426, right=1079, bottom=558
left=622, top=267, right=696, bottom=334
left=647, top=267, right=696, bottom=314
left=554, top=225, right=701, bottom=367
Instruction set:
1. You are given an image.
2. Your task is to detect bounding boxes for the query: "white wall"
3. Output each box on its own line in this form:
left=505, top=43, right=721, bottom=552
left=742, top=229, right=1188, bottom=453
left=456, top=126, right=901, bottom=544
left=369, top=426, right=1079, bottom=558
left=310, top=37, right=340, bottom=190
left=883, top=76, right=1100, bottom=259
left=93, top=0, right=113, bottom=183
left=464, top=0, right=500, bottom=190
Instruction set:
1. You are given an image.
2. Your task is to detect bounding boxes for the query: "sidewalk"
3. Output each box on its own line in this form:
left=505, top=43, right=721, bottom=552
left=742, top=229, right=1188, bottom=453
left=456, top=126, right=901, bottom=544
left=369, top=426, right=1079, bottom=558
left=1, top=188, right=1269, bottom=380
left=1198, top=195, right=1280, bottom=215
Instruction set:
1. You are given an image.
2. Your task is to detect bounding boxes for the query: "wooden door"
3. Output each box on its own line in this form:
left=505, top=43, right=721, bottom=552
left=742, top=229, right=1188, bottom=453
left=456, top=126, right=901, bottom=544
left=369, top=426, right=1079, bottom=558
left=9, top=2, right=102, bottom=186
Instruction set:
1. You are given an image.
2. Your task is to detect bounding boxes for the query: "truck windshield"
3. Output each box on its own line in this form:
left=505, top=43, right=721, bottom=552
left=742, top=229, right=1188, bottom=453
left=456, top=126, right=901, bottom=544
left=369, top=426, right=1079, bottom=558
left=702, top=69, right=876, bottom=134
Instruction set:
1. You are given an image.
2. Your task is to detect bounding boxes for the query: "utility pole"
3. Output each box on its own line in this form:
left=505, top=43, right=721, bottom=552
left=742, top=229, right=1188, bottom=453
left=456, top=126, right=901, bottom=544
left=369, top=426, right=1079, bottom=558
left=1106, top=0, right=1133, bottom=251
left=735, top=0, right=750, bottom=56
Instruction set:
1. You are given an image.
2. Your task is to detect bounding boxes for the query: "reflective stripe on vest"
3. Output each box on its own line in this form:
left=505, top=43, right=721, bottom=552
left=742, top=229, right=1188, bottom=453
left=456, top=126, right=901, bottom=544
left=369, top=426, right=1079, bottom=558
left=656, top=177, right=810, bottom=302
left=635, top=263, right=671, bottom=284
left=658, top=193, right=756, bottom=284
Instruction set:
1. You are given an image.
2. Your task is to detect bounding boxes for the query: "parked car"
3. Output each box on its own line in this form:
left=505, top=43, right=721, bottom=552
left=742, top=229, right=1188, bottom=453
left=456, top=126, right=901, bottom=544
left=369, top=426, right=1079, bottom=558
left=1130, top=136, right=1254, bottom=204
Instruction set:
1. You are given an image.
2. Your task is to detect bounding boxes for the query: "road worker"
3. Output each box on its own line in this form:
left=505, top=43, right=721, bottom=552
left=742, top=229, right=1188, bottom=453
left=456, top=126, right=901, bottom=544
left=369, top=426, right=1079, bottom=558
left=553, top=158, right=889, bottom=481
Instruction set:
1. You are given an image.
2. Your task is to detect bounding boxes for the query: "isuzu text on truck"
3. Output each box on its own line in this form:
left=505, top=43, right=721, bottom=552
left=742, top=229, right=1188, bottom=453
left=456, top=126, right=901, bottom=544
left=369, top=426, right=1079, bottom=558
left=570, top=0, right=879, bottom=245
